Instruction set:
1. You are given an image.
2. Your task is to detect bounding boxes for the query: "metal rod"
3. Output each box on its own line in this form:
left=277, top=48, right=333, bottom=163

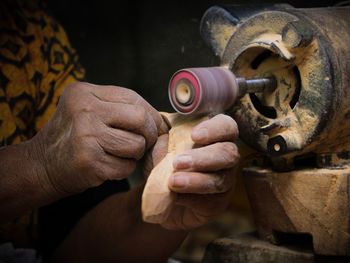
left=237, top=77, right=277, bottom=97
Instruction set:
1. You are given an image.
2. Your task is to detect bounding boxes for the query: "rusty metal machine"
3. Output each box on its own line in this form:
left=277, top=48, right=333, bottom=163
left=176, top=3, right=350, bottom=263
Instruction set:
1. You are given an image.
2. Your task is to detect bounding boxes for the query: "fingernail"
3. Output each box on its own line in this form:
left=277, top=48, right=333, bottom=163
left=171, top=175, right=188, bottom=188
left=192, top=128, right=208, bottom=140
left=173, top=155, right=192, bottom=169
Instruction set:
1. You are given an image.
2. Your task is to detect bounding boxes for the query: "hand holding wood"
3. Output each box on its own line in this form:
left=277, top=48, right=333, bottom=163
left=142, top=113, right=240, bottom=230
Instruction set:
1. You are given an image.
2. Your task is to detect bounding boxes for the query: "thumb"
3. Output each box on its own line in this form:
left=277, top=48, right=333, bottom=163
left=143, top=134, right=169, bottom=178
left=152, top=134, right=169, bottom=166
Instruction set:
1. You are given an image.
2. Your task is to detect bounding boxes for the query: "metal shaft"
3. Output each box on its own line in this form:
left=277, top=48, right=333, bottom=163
left=237, top=77, right=277, bottom=97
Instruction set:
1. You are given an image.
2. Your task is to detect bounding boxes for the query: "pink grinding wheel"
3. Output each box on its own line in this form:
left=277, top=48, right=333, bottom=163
left=168, top=67, right=238, bottom=115
left=169, top=70, right=201, bottom=114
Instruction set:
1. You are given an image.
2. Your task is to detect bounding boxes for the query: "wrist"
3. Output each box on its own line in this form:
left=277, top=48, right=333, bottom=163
left=25, top=133, right=63, bottom=202
left=0, top=137, right=62, bottom=222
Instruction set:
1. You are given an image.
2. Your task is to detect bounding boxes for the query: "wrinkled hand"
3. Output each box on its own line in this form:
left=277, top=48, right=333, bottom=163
left=147, top=114, right=240, bottom=230
left=32, top=82, right=167, bottom=196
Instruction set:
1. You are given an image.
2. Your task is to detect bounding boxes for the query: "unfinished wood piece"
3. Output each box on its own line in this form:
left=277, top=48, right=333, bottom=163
left=243, top=167, right=350, bottom=255
left=142, top=113, right=208, bottom=224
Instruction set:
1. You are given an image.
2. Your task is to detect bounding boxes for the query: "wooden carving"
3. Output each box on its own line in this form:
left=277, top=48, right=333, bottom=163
left=142, top=113, right=207, bottom=224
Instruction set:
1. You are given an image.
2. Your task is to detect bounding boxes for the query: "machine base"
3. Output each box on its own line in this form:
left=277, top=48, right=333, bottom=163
left=243, top=166, right=350, bottom=256
left=202, top=233, right=350, bottom=263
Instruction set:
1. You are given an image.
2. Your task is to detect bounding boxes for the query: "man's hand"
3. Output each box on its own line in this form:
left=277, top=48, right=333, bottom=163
left=148, top=114, right=240, bottom=230
left=32, top=82, right=167, bottom=196
left=50, top=114, right=238, bottom=262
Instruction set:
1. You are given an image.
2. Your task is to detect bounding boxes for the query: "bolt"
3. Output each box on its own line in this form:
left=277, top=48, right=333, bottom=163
left=282, top=20, right=313, bottom=48
left=267, top=135, right=287, bottom=156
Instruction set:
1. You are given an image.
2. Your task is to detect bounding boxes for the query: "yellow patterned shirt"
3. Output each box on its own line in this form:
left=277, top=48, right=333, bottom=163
left=0, top=0, right=85, bottom=247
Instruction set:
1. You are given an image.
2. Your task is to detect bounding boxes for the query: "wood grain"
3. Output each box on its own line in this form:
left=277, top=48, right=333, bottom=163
left=244, top=167, right=350, bottom=255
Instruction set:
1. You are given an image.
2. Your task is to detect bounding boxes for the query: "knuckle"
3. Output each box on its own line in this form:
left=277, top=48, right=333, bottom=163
left=124, top=87, right=138, bottom=96
left=101, top=128, right=146, bottom=159
left=132, top=135, right=146, bottom=159
left=214, top=175, right=227, bottom=193
left=119, top=87, right=141, bottom=101
left=221, top=143, right=239, bottom=166
left=77, top=99, right=96, bottom=114
left=227, top=142, right=238, bottom=156
left=133, top=105, right=147, bottom=128
left=66, top=93, right=96, bottom=115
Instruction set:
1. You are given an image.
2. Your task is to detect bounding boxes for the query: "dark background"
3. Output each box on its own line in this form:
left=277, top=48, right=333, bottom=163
left=48, top=0, right=338, bottom=113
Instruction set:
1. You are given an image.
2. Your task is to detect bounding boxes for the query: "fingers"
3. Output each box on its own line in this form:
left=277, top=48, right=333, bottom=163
left=72, top=139, right=137, bottom=183
left=96, top=101, right=158, bottom=148
left=97, top=126, right=146, bottom=160
left=97, top=153, right=137, bottom=180
left=173, top=142, right=240, bottom=172
left=191, top=114, right=239, bottom=145
left=91, top=85, right=168, bottom=135
left=169, top=169, right=236, bottom=194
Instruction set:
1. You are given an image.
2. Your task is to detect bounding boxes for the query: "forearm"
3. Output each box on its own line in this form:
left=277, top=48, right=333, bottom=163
left=53, top=185, right=188, bottom=263
left=0, top=138, right=61, bottom=222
